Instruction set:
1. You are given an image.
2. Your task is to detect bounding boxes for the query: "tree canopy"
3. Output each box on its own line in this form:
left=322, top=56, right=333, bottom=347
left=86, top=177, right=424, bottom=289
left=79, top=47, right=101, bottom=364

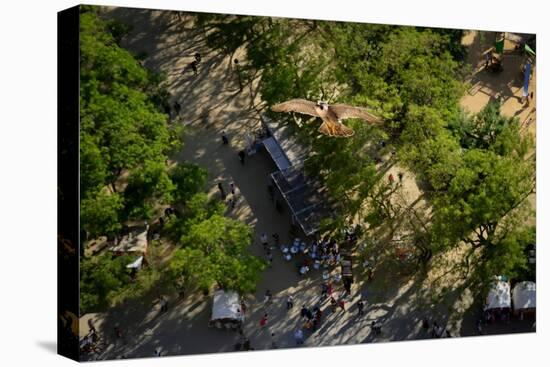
left=198, top=14, right=535, bottom=289
left=169, top=214, right=266, bottom=294
left=80, top=252, right=133, bottom=313
left=79, top=10, right=266, bottom=312
left=79, top=10, right=179, bottom=232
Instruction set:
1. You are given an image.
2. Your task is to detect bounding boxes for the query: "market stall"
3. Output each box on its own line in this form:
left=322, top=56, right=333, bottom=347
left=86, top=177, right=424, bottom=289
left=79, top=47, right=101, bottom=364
left=208, top=290, right=244, bottom=330
left=485, top=278, right=511, bottom=311
left=261, top=114, right=333, bottom=236
left=270, top=166, right=333, bottom=236
left=512, top=281, right=536, bottom=317
left=110, top=225, right=149, bottom=256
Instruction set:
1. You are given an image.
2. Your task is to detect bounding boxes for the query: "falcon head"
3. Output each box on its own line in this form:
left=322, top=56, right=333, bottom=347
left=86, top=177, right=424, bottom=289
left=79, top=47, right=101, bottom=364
left=316, top=101, right=329, bottom=110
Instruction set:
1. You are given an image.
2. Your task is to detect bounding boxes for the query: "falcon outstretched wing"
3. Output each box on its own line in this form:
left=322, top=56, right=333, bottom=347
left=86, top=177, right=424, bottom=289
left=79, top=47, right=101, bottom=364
left=271, top=99, right=319, bottom=118
left=330, top=104, right=380, bottom=123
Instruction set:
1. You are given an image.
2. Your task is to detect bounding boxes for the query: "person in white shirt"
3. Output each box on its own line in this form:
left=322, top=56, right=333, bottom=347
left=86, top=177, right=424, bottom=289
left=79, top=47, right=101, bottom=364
left=286, top=295, right=294, bottom=309
left=294, top=329, right=304, bottom=345
left=260, top=233, right=269, bottom=250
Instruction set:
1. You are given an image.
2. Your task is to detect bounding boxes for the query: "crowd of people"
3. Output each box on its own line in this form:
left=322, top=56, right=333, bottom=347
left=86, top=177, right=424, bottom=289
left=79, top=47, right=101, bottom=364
left=263, top=232, right=358, bottom=277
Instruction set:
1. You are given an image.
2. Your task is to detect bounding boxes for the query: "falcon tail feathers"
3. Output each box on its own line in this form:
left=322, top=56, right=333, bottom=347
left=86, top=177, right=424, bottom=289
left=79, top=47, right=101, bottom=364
left=318, top=121, right=355, bottom=137
left=333, top=122, right=355, bottom=137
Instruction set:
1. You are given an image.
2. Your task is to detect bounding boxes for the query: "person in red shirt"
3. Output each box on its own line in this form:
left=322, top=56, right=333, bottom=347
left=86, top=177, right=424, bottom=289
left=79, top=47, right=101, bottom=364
left=259, top=313, right=268, bottom=328
left=338, top=299, right=346, bottom=312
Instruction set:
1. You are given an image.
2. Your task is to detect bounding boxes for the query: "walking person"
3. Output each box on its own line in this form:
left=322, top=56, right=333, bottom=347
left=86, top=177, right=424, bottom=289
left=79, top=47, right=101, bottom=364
left=321, top=282, right=328, bottom=300
left=300, top=305, right=309, bottom=319
left=221, top=131, right=229, bottom=145
left=330, top=297, right=337, bottom=313
left=194, top=52, right=202, bottom=64
left=344, top=278, right=352, bottom=294
left=227, top=195, right=236, bottom=210
left=272, top=233, right=280, bottom=248
left=114, top=325, right=124, bottom=345
left=159, top=296, right=168, bottom=312
left=260, top=233, right=269, bottom=251
left=230, top=182, right=236, bottom=195
left=337, top=298, right=346, bottom=312
left=357, top=300, right=365, bottom=316
left=190, top=60, right=198, bottom=75
left=313, top=307, right=322, bottom=329
left=87, top=319, right=96, bottom=334
left=217, top=182, right=226, bottom=200
left=173, top=101, right=181, bottom=116
left=303, top=318, right=313, bottom=331
left=327, top=282, right=334, bottom=298
left=286, top=294, right=294, bottom=310
left=238, top=150, right=246, bottom=164
left=431, top=321, right=440, bottom=338
left=270, top=333, right=278, bottom=349
left=266, top=249, right=273, bottom=267
left=294, top=328, right=304, bottom=345
left=305, top=308, right=314, bottom=320
left=259, top=313, right=268, bottom=329
left=264, top=290, right=272, bottom=306
left=371, top=320, right=382, bottom=335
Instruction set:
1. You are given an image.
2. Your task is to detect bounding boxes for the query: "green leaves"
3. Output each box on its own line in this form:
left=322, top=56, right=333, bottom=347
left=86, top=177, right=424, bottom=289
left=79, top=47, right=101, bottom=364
left=79, top=11, right=266, bottom=308
left=80, top=133, right=107, bottom=196
left=124, top=160, right=175, bottom=220
left=80, top=252, right=133, bottom=313
left=170, top=214, right=266, bottom=294
left=449, top=101, right=526, bottom=153
left=80, top=11, right=178, bottom=229
left=81, top=191, right=124, bottom=239
left=431, top=147, right=534, bottom=260
left=170, top=163, right=208, bottom=204
left=80, top=11, right=172, bottom=194
left=398, top=99, right=535, bottom=282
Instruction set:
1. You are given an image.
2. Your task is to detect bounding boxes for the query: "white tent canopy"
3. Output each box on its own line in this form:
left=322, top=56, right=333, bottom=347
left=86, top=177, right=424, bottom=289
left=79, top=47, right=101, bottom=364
left=211, top=290, right=243, bottom=322
left=111, top=225, right=149, bottom=254
left=512, top=281, right=536, bottom=311
left=126, top=256, right=144, bottom=269
left=485, top=280, right=511, bottom=310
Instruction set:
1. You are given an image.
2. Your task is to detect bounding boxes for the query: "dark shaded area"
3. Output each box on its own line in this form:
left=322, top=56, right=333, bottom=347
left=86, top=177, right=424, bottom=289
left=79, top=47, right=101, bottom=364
left=57, top=4, right=81, bottom=362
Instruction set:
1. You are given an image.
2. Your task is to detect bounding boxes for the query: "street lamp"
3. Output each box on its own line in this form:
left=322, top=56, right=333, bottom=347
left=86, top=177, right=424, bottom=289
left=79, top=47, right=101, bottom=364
left=234, top=58, right=243, bottom=92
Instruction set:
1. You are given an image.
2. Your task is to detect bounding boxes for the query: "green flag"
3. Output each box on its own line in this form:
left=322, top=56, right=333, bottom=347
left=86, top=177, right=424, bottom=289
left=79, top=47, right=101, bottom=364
left=525, top=44, right=536, bottom=56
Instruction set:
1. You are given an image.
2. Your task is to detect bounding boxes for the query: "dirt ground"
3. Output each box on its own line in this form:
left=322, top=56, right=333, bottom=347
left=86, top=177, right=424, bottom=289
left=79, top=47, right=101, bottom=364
left=460, top=30, right=536, bottom=134
left=79, top=11, right=535, bottom=361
